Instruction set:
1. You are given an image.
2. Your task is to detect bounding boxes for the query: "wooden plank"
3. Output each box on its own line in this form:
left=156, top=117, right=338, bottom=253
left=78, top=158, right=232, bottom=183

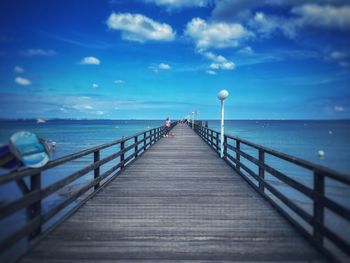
left=19, top=124, right=327, bottom=262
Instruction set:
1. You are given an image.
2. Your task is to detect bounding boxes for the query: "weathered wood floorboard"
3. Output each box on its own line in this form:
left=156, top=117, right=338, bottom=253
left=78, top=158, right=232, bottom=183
left=20, top=124, right=327, bottom=262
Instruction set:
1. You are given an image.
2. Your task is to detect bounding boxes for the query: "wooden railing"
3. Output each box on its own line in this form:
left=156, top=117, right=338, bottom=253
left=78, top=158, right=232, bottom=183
left=191, top=122, right=350, bottom=262
left=0, top=122, right=176, bottom=258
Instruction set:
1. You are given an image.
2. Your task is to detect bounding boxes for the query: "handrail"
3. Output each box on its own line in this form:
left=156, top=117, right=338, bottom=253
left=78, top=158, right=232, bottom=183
left=0, top=122, right=177, bottom=258
left=190, top=121, right=350, bottom=262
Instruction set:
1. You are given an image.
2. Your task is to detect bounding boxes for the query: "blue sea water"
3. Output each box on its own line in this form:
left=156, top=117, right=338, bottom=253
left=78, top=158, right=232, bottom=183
left=1, top=119, right=348, bottom=173
left=0, top=119, right=349, bottom=262
left=208, top=120, right=350, bottom=174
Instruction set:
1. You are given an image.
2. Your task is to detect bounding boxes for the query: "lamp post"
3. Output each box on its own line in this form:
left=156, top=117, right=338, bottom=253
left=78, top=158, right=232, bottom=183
left=217, top=89, right=229, bottom=158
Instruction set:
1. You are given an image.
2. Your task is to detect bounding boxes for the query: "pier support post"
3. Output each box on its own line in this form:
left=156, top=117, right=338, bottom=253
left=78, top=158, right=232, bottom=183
left=223, top=135, right=227, bottom=158
left=120, top=139, right=125, bottom=170
left=258, top=149, right=265, bottom=192
left=216, top=132, right=219, bottom=153
left=236, top=141, right=241, bottom=171
left=313, top=171, right=325, bottom=245
left=143, top=132, right=146, bottom=151
left=134, top=136, right=138, bottom=158
left=94, top=150, right=100, bottom=190
left=28, top=173, right=42, bottom=240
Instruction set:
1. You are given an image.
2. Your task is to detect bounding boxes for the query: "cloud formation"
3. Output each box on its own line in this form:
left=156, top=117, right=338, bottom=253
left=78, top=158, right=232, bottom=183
left=185, top=17, right=252, bottom=49
left=212, top=1, right=350, bottom=41
left=158, top=63, right=171, bottom=70
left=91, top=83, right=99, bottom=88
left=143, top=0, right=212, bottom=9
left=14, top=66, right=24, bottom=73
left=327, top=51, right=349, bottom=68
left=206, top=70, right=216, bottom=75
left=328, top=51, right=348, bottom=60
left=292, top=4, right=350, bottom=30
left=15, top=77, right=31, bottom=86
left=334, top=105, right=345, bottom=112
left=107, top=13, right=175, bottom=42
left=248, top=12, right=298, bottom=38
left=149, top=63, right=171, bottom=72
left=202, top=51, right=235, bottom=70
left=19, top=48, right=56, bottom=57
left=114, top=80, right=125, bottom=85
left=238, top=46, right=254, bottom=55
left=79, top=56, right=101, bottom=65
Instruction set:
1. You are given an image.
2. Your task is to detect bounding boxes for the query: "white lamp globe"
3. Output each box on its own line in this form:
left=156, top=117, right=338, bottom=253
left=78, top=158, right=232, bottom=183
left=217, top=89, right=229, bottom=101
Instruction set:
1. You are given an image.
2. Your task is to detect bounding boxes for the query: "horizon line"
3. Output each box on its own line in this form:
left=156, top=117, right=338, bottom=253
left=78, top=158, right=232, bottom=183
left=1, top=118, right=350, bottom=121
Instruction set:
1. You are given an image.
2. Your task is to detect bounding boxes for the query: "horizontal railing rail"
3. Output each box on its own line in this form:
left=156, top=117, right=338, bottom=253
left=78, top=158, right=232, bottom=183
left=0, top=122, right=176, bottom=259
left=190, top=121, right=350, bottom=262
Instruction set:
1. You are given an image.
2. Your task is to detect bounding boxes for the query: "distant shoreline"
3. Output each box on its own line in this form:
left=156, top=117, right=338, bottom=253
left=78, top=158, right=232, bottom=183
left=0, top=118, right=350, bottom=122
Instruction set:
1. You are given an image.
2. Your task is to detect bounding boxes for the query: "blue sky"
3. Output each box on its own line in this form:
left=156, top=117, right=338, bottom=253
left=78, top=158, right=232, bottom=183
left=0, top=0, right=349, bottom=120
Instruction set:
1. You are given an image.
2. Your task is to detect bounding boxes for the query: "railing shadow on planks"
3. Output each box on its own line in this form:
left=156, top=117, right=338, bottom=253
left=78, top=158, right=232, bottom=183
left=0, top=122, right=176, bottom=262
left=190, top=121, right=350, bottom=263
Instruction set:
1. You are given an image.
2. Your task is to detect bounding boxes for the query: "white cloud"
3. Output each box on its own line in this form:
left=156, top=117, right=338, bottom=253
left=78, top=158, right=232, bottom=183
left=149, top=63, right=171, bottom=72
left=185, top=17, right=252, bottom=49
left=79, top=56, right=101, bottom=65
left=206, top=70, right=216, bottom=75
left=143, top=0, right=212, bottom=9
left=106, top=13, right=175, bottom=42
left=328, top=51, right=348, bottom=60
left=91, top=83, right=99, bottom=88
left=202, top=51, right=235, bottom=70
left=238, top=46, right=254, bottom=55
left=249, top=12, right=298, bottom=38
left=14, top=66, right=24, bottom=73
left=114, top=80, right=125, bottom=85
left=292, top=4, right=350, bottom=30
left=334, top=105, right=345, bottom=112
left=326, top=51, right=349, bottom=67
left=19, top=48, right=56, bottom=57
left=211, top=0, right=347, bottom=21
left=339, top=61, right=349, bottom=68
left=158, top=63, right=171, bottom=70
left=72, top=104, right=94, bottom=111
left=15, top=77, right=31, bottom=86
left=94, top=110, right=105, bottom=115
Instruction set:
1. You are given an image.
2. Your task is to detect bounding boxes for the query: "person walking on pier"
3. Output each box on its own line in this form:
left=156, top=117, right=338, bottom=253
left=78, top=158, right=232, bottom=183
left=165, top=117, right=171, bottom=137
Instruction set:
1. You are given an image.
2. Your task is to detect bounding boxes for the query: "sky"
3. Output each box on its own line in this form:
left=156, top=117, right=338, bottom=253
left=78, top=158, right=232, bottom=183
left=0, top=0, right=349, bottom=120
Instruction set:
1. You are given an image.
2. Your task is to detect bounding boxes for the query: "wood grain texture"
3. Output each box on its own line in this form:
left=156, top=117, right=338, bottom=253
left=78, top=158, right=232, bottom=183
left=20, top=124, right=327, bottom=262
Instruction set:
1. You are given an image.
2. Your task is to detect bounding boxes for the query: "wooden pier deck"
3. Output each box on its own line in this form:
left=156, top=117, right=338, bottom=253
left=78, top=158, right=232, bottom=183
left=19, top=124, right=326, bottom=262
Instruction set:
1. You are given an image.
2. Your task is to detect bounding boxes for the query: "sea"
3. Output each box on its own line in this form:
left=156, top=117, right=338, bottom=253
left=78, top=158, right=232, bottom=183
left=0, top=119, right=349, bottom=261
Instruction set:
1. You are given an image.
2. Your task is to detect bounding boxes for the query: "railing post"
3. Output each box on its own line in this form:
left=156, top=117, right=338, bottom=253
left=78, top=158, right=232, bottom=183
left=236, top=140, right=241, bottom=171
left=223, top=135, right=227, bottom=158
left=28, top=173, right=42, bottom=240
left=216, top=132, right=219, bottom=152
left=313, top=171, right=325, bottom=245
left=210, top=130, right=213, bottom=147
left=134, top=136, right=138, bottom=158
left=120, top=139, right=125, bottom=170
left=94, top=150, right=100, bottom=191
left=143, top=132, right=146, bottom=150
left=258, top=149, right=265, bottom=192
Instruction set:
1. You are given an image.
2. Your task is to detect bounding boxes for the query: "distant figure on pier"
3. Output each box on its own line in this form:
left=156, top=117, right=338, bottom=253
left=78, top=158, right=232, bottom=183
left=165, top=117, right=171, bottom=137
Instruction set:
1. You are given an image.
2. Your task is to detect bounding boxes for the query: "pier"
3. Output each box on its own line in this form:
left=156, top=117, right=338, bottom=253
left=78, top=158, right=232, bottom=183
left=0, top=123, right=349, bottom=262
